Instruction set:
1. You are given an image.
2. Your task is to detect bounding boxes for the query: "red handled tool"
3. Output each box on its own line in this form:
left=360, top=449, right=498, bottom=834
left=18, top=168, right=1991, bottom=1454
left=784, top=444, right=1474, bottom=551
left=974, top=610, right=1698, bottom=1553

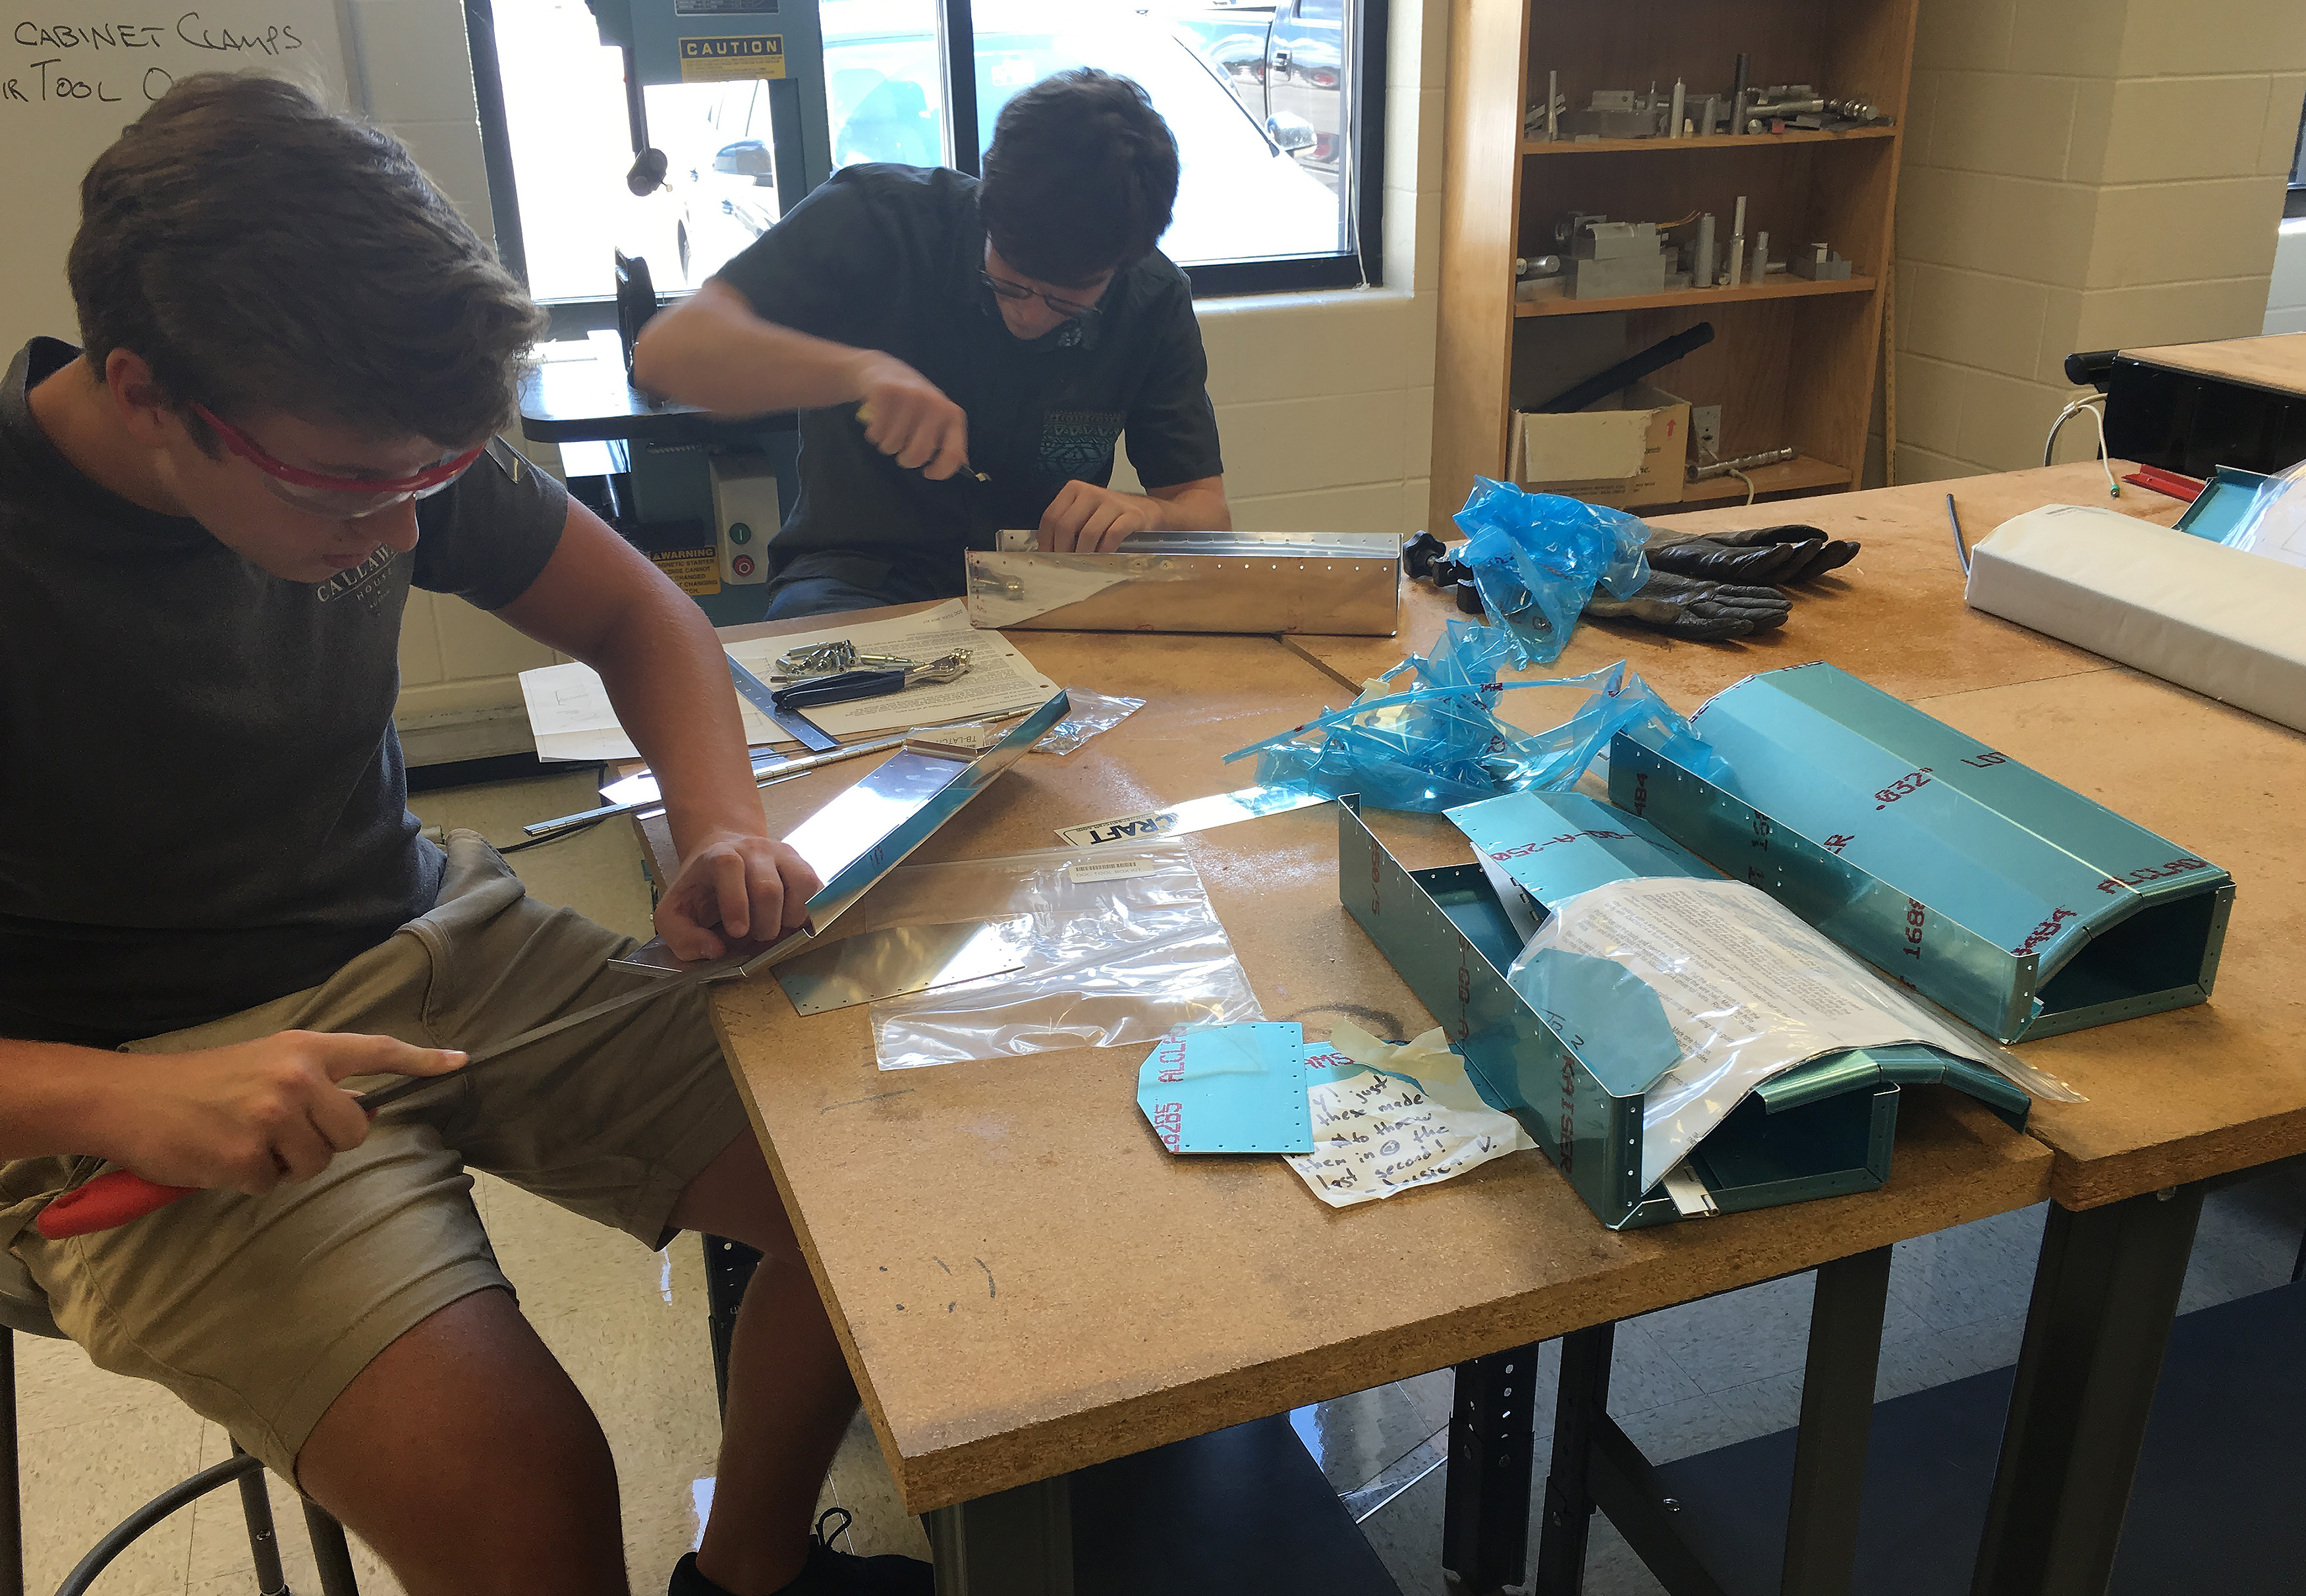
left=35, top=935, right=788, bottom=1240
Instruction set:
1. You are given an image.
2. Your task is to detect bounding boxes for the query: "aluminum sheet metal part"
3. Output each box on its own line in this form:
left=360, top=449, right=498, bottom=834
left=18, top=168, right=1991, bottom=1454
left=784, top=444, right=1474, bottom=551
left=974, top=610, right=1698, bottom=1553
left=1608, top=661, right=2232, bottom=1043
left=963, top=529, right=1402, bottom=635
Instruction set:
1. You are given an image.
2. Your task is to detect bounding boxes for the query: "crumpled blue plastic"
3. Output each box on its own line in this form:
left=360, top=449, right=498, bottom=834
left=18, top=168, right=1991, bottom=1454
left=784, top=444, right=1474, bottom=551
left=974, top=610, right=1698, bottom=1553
left=1452, top=478, right=1651, bottom=665
left=1220, top=632, right=1730, bottom=814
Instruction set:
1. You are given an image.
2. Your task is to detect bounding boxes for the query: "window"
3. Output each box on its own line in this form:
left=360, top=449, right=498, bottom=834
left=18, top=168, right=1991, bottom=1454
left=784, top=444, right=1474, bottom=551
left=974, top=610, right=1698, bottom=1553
left=2288, top=95, right=2304, bottom=220
left=466, top=0, right=1385, bottom=320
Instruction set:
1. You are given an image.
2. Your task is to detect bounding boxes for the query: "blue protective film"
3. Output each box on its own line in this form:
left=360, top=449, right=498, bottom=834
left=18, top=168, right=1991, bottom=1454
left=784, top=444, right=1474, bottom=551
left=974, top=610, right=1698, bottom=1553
left=1452, top=478, right=1651, bottom=666
left=1137, top=1022, right=1315, bottom=1154
left=1223, top=649, right=1728, bottom=815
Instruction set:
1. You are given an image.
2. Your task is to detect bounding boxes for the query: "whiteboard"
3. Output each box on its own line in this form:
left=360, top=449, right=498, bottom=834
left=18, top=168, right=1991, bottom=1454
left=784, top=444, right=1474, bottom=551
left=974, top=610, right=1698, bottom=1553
left=1, top=4, right=356, bottom=355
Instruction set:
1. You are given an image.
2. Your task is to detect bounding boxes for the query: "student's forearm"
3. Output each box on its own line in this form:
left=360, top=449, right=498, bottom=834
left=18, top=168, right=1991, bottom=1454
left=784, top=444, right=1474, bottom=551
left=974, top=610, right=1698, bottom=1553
left=631, top=281, right=880, bottom=415
left=589, top=582, right=772, bottom=856
left=0, top=1039, right=127, bottom=1160
left=1148, top=479, right=1231, bottom=532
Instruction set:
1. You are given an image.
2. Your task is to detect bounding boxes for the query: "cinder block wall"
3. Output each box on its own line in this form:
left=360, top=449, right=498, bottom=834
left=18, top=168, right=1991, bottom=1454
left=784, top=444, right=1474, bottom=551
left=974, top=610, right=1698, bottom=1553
left=1877, top=0, right=2306, bottom=483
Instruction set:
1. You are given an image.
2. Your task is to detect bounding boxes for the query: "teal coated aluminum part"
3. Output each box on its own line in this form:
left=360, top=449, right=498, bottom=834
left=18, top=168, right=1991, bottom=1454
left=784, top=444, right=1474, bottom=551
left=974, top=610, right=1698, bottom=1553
left=1608, top=662, right=2232, bottom=1043
left=1336, top=797, right=2018, bottom=1230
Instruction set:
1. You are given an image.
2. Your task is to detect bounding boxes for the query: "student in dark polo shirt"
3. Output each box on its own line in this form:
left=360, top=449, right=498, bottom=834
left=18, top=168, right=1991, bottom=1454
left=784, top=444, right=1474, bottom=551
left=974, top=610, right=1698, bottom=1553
left=633, top=67, right=1230, bottom=617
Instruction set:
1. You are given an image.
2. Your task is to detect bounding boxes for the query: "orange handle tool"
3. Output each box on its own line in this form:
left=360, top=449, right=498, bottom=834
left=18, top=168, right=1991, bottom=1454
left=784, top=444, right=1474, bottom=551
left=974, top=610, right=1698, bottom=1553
left=30, top=937, right=781, bottom=1242
left=35, top=1170, right=198, bottom=1240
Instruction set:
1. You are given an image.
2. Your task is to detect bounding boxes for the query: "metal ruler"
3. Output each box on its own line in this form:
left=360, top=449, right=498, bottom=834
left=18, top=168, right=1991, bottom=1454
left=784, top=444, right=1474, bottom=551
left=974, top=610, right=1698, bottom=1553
left=728, top=653, right=836, bottom=752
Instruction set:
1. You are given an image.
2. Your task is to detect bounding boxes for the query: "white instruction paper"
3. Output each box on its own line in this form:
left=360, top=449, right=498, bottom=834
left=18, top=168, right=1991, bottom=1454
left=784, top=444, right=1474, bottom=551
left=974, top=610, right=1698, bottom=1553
left=517, top=599, right=1061, bottom=760
left=1526, top=877, right=2008, bottom=1191
left=1285, top=1070, right=1533, bottom=1208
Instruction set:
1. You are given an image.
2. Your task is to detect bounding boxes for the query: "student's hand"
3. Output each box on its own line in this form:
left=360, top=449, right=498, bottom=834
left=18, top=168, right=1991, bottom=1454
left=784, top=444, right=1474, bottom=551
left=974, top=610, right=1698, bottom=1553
left=98, top=1032, right=466, bottom=1196
left=1040, top=482, right=1163, bottom=553
left=656, top=829, right=824, bottom=961
left=852, top=354, right=971, bottom=481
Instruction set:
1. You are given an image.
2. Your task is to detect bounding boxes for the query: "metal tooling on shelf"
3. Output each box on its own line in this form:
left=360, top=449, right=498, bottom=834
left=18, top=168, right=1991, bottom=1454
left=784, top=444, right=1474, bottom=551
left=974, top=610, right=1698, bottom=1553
left=1557, top=215, right=1676, bottom=298
left=1792, top=243, right=1853, bottom=281
left=1335, top=796, right=2028, bottom=1231
left=1608, top=662, right=2234, bottom=1044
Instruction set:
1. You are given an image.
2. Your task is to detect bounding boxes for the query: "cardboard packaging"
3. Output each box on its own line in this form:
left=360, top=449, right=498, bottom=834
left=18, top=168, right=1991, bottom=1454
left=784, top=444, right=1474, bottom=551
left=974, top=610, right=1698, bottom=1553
left=1513, top=382, right=1691, bottom=509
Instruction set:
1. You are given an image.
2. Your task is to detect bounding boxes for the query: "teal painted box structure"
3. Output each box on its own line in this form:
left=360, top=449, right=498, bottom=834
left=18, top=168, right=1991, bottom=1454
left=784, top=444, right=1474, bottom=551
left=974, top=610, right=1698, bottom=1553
left=1608, top=662, right=2233, bottom=1043
left=1334, top=798, right=2027, bottom=1230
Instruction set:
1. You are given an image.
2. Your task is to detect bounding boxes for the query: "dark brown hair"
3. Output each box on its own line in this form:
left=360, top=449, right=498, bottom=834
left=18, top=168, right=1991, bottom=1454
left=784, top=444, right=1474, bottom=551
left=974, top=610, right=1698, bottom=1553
left=977, top=69, right=1179, bottom=288
left=69, top=72, right=546, bottom=447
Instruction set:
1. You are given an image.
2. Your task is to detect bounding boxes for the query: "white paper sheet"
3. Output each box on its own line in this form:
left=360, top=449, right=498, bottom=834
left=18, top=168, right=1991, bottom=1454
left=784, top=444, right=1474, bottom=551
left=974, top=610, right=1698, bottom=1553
left=1285, top=1070, right=1534, bottom=1209
left=517, top=599, right=1062, bottom=761
left=1523, top=877, right=2007, bottom=1190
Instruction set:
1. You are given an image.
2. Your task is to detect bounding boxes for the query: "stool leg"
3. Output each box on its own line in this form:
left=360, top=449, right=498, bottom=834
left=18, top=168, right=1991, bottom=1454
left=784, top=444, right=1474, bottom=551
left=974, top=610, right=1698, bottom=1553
left=228, top=1445, right=289, bottom=1596
left=302, top=1501, right=360, bottom=1596
left=1, top=1327, right=22, bottom=1596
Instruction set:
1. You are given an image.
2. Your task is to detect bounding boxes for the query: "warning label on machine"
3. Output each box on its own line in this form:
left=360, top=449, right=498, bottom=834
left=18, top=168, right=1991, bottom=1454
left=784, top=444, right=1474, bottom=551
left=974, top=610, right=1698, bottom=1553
left=650, top=547, right=723, bottom=595
left=678, top=34, right=785, bottom=81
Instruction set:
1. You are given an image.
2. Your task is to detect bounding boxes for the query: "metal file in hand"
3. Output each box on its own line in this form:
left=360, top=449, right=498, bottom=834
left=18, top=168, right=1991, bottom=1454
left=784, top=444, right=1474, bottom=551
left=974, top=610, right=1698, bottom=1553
left=38, top=690, right=1075, bottom=1242
left=729, top=653, right=837, bottom=752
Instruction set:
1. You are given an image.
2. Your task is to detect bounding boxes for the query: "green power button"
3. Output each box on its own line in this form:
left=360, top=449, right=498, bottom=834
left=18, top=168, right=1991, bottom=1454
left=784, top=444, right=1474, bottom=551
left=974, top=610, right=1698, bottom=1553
left=728, top=522, right=752, bottom=544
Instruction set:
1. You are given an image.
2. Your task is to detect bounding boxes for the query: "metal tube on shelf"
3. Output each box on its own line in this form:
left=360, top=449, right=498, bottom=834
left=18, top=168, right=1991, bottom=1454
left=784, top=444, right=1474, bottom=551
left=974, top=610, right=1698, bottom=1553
left=1729, top=52, right=1749, bottom=134
left=1693, top=213, right=1716, bottom=290
left=1669, top=78, right=1687, bottom=138
left=1687, top=446, right=1798, bottom=482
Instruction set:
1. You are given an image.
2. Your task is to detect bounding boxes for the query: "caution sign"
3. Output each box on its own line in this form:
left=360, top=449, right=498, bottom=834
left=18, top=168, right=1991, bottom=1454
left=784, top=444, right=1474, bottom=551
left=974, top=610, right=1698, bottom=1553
left=649, top=547, right=722, bottom=595
left=678, top=34, right=785, bottom=82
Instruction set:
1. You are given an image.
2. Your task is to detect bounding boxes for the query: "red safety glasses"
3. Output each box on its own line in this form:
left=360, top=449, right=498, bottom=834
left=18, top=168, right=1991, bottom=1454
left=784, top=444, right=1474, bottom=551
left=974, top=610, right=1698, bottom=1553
left=191, top=403, right=486, bottom=518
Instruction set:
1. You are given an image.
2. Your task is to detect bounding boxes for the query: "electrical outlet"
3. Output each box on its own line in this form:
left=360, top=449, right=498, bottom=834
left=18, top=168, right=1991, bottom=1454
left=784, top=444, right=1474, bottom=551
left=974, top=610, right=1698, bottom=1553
left=1693, top=405, right=1723, bottom=460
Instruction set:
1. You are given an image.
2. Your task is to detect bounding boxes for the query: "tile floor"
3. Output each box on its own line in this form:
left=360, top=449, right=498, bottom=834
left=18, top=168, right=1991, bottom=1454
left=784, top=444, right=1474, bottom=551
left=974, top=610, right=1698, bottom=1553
left=18, top=767, right=2303, bottom=1595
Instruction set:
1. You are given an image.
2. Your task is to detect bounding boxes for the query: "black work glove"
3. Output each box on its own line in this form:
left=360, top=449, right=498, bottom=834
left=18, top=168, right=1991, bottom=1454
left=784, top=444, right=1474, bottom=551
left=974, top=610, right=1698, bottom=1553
left=1647, top=536, right=1824, bottom=584
left=1583, top=570, right=1791, bottom=640
left=1652, top=522, right=1861, bottom=584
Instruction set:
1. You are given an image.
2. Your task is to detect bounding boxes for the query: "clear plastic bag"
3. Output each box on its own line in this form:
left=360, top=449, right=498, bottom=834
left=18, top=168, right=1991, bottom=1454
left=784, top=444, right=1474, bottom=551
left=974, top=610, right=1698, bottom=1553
left=1505, top=877, right=2079, bottom=1191
left=852, top=842, right=1262, bottom=1070
left=1222, top=649, right=1728, bottom=813
left=2223, top=458, right=2306, bottom=571
left=1452, top=478, right=1651, bottom=665
left=1033, top=687, right=1146, bottom=756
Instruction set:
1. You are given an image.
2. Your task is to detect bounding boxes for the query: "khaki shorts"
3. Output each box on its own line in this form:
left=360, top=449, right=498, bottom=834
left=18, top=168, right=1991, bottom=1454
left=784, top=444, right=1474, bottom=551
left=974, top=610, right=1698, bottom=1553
left=0, top=832, right=750, bottom=1479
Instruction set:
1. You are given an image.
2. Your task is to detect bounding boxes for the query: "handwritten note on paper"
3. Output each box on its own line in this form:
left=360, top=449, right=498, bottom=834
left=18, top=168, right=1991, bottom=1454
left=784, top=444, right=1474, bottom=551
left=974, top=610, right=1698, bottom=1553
left=1285, top=1070, right=1534, bottom=1209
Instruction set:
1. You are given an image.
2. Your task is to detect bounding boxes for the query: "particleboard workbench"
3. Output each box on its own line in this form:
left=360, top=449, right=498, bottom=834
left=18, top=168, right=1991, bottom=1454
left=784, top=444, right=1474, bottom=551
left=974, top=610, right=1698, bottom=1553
left=633, top=614, right=2052, bottom=1593
left=629, top=462, right=2301, bottom=1593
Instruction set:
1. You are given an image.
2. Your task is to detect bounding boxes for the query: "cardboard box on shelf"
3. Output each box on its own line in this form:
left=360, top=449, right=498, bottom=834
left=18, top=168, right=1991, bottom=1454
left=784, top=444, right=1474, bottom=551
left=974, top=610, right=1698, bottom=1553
left=1513, top=383, right=1691, bottom=509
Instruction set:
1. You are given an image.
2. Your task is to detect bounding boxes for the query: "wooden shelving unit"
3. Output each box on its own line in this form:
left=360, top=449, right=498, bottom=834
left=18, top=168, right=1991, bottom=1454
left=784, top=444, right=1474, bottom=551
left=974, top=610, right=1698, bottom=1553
left=1430, top=0, right=1919, bottom=526
left=1513, top=274, right=1876, bottom=316
left=1521, top=124, right=1897, bottom=157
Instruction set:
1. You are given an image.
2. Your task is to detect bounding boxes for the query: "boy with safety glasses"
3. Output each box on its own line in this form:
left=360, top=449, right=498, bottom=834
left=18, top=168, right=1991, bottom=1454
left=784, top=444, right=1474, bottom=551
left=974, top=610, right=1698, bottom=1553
left=634, top=67, right=1231, bottom=617
left=0, top=73, right=922, bottom=1596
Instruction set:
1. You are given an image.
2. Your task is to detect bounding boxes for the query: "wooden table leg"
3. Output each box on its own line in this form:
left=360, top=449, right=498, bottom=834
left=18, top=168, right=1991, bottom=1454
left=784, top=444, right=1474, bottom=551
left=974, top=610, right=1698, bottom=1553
left=1970, top=1186, right=2204, bottom=1596
left=926, top=1476, right=1074, bottom=1596
left=1444, top=1340, right=1546, bottom=1593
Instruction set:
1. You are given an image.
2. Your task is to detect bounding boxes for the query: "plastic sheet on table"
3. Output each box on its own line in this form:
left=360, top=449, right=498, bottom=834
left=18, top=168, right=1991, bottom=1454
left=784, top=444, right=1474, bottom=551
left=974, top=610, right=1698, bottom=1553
left=1504, top=876, right=2079, bottom=1191
left=1222, top=642, right=1727, bottom=814
left=855, top=842, right=1262, bottom=1070
left=1451, top=478, right=1650, bottom=665
left=1033, top=687, right=1146, bottom=756
left=2224, top=458, right=2306, bottom=570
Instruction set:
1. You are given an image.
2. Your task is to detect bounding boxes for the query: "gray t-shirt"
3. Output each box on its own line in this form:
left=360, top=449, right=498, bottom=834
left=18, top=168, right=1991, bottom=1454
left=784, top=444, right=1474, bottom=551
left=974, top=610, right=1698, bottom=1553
left=0, top=338, right=568, bottom=1047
